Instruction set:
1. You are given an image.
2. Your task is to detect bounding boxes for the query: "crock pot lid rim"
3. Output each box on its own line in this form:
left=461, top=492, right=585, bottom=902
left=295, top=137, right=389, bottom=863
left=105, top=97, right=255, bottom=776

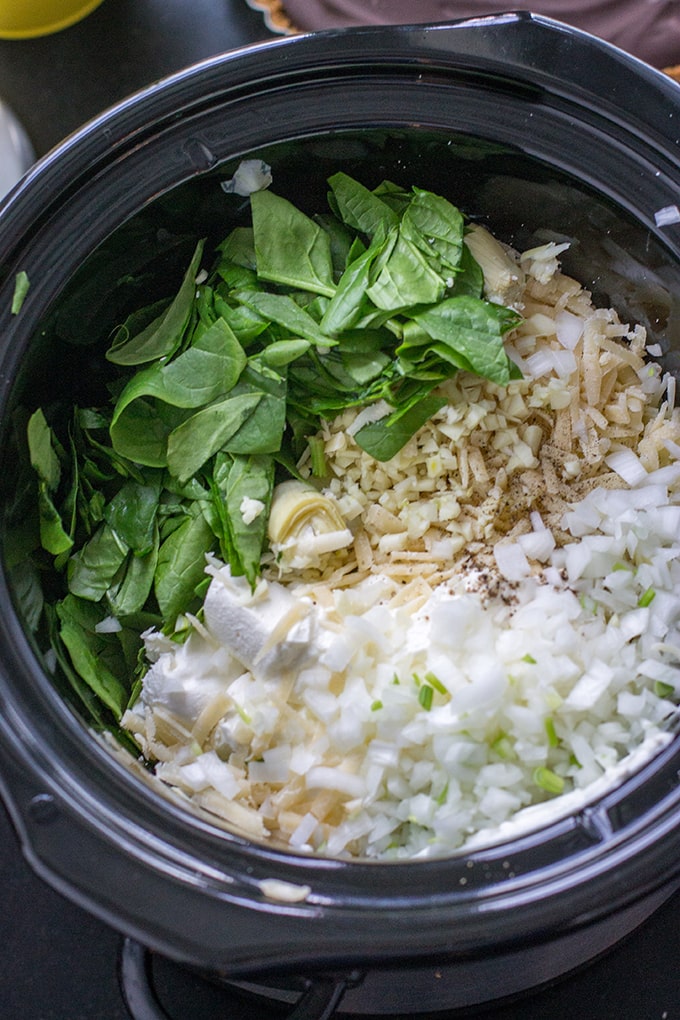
left=3, top=10, right=679, bottom=232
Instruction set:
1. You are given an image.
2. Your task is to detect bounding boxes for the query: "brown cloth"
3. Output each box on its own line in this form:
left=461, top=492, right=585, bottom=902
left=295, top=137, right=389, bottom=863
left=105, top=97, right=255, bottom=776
left=277, top=0, right=680, bottom=70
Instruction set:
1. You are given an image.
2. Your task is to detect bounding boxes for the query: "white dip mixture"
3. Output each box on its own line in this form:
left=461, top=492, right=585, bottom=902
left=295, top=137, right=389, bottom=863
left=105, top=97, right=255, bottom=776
left=122, top=237, right=680, bottom=859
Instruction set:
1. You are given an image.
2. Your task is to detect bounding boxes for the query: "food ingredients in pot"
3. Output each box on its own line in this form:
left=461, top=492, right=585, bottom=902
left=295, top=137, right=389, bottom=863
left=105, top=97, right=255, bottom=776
left=17, top=169, right=680, bottom=858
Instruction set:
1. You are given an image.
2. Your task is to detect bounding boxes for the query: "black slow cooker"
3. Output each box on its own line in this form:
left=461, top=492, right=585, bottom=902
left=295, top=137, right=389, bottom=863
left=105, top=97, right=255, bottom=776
left=1, top=14, right=680, bottom=1016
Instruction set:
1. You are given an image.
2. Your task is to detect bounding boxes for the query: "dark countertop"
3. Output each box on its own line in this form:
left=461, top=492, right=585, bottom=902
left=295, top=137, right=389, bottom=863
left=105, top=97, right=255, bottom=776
left=1, top=3, right=680, bottom=1018
left=0, top=0, right=275, bottom=160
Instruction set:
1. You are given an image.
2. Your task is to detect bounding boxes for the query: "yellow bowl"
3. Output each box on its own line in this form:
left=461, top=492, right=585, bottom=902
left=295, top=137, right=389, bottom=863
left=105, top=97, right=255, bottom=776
left=0, top=0, right=104, bottom=38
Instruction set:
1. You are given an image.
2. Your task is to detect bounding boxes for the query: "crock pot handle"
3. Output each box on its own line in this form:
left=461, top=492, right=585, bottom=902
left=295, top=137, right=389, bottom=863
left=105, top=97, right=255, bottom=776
left=120, top=938, right=363, bottom=1019
left=287, top=972, right=359, bottom=1020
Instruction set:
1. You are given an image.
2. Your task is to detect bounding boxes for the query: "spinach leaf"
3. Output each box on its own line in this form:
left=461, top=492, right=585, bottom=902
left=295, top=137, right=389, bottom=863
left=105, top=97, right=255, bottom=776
left=27, top=408, right=61, bottom=490
left=109, top=315, right=247, bottom=455
left=110, top=396, right=189, bottom=468
left=61, top=429, right=83, bottom=547
left=46, top=604, right=111, bottom=726
left=107, top=530, right=159, bottom=617
left=327, top=171, right=399, bottom=240
left=67, top=522, right=128, bottom=601
left=354, top=392, right=448, bottom=461
left=412, top=296, right=521, bottom=385
left=211, top=453, right=274, bottom=586
left=397, top=320, right=475, bottom=376
left=56, top=595, right=131, bottom=718
left=320, top=238, right=385, bottom=334
left=400, top=187, right=465, bottom=273
left=314, top=212, right=355, bottom=278
left=449, top=242, right=484, bottom=298
left=373, top=179, right=412, bottom=214
left=213, top=290, right=269, bottom=346
left=216, top=226, right=257, bottom=270
left=166, top=392, right=262, bottom=483
left=222, top=362, right=287, bottom=455
left=25, top=409, right=74, bottom=557
left=250, top=190, right=335, bottom=297
left=126, top=316, right=244, bottom=408
left=37, top=483, right=74, bottom=557
left=215, top=262, right=259, bottom=291
left=366, top=230, right=445, bottom=311
left=233, top=289, right=337, bottom=348
left=104, top=474, right=162, bottom=554
left=340, top=347, right=391, bottom=386
left=154, top=507, right=214, bottom=623
left=106, top=240, right=205, bottom=365
left=260, top=338, right=311, bottom=367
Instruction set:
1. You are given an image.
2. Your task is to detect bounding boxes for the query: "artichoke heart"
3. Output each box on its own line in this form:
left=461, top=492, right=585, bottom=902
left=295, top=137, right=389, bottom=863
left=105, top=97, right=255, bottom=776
left=268, top=479, right=353, bottom=572
left=463, top=223, right=525, bottom=309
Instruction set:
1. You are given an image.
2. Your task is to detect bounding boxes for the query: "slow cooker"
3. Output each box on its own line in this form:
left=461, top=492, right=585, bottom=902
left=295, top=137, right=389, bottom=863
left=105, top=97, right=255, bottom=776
left=1, top=14, right=680, bottom=1016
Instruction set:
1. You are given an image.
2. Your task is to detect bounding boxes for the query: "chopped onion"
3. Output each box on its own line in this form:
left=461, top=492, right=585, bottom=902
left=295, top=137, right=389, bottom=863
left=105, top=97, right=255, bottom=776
left=257, top=878, right=311, bottom=903
left=95, top=616, right=122, bottom=633
left=493, top=541, right=531, bottom=580
left=220, top=159, right=272, bottom=196
left=289, top=812, right=319, bottom=848
left=654, top=205, right=680, bottom=227
left=524, top=349, right=555, bottom=379
left=555, top=309, right=584, bottom=349
left=305, top=766, right=365, bottom=798
left=551, top=349, right=577, bottom=377
left=518, top=529, right=556, bottom=562
left=605, top=448, right=649, bottom=486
